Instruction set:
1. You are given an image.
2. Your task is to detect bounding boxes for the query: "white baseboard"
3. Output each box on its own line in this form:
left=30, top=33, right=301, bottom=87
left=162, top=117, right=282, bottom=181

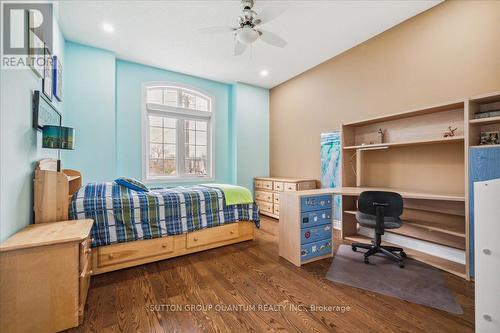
left=356, top=227, right=466, bottom=264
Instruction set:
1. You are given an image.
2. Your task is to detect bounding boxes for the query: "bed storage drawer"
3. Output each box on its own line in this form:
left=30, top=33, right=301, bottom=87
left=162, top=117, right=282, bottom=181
left=300, top=238, right=332, bottom=262
left=255, top=190, right=273, bottom=202
left=97, top=237, right=174, bottom=267
left=301, top=223, right=332, bottom=244
left=300, top=209, right=332, bottom=228
left=186, top=223, right=239, bottom=248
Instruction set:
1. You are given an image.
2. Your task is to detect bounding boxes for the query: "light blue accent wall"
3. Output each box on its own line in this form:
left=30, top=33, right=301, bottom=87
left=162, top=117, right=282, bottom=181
left=230, top=83, right=270, bottom=190
left=115, top=60, right=232, bottom=185
left=62, top=42, right=116, bottom=182
left=0, top=15, right=65, bottom=241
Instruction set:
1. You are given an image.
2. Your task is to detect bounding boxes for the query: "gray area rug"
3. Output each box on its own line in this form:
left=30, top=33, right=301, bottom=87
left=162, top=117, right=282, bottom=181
left=326, top=245, right=463, bottom=314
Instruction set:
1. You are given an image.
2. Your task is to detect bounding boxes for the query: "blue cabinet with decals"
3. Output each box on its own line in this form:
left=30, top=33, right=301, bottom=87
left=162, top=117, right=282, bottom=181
left=299, top=195, right=333, bottom=263
left=279, top=192, right=334, bottom=266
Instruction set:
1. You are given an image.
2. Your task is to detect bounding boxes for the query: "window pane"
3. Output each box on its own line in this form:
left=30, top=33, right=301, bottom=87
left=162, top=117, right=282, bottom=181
left=149, top=159, right=163, bottom=176
left=185, top=159, right=207, bottom=175
left=196, top=97, right=208, bottom=111
left=164, top=117, right=176, bottom=128
left=186, top=130, right=195, bottom=144
left=164, top=159, right=176, bottom=175
left=196, top=121, right=207, bottom=131
left=185, top=120, right=196, bottom=130
left=164, top=128, right=176, bottom=144
left=150, top=143, right=163, bottom=159
left=147, top=89, right=163, bottom=104
left=164, top=144, right=176, bottom=158
left=164, top=89, right=178, bottom=107
left=181, top=92, right=195, bottom=109
left=186, top=145, right=196, bottom=158
left=196, top=146, right=207, bottom=158
left=196, top=131, right=207, bottom=145
left=150, top=127, right=163, bottom=143
left=149, top=116, right=163, bottom=127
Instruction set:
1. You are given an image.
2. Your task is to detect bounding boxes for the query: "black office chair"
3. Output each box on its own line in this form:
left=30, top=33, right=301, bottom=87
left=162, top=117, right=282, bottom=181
left=351, top=191, right=407, bottom=268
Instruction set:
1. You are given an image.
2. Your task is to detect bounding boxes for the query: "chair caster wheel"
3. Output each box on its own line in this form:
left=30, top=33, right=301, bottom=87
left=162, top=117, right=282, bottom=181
left=352, top=246, right=357, bottom=252
left=364, top=257, right=369, bottom=264
left=399, top=262, right=405, bottom=268
left=400, top=251, right=407, bottom=258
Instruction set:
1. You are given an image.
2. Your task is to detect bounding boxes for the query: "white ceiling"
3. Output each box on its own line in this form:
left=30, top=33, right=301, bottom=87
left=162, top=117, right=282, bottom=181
left=58, top=0, right=441, bottom=88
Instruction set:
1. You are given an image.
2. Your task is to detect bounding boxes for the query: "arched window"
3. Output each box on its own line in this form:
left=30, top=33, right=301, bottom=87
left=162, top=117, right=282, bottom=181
left=142, top=83, right=214, bottom=181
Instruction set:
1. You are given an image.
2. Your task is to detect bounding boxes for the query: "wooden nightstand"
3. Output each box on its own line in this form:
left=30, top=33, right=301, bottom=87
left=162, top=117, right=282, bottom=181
left=0, top=219, right=94, bottom=333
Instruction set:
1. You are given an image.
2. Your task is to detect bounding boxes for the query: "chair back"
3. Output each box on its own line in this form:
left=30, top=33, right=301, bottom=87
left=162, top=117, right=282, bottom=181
left=358, top=191, right=403, bottom=217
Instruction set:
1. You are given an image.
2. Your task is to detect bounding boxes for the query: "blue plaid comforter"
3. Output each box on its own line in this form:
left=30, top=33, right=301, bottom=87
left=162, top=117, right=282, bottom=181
left=69, top=182, right=260, bottom=247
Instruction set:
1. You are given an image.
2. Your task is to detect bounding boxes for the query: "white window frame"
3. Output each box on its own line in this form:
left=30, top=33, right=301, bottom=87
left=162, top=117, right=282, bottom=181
left=142, top=82, right=215, bottom=183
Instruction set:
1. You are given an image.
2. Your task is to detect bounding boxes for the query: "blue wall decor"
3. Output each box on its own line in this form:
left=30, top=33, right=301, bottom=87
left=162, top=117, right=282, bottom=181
left=320, top=132, right=342, bottom=221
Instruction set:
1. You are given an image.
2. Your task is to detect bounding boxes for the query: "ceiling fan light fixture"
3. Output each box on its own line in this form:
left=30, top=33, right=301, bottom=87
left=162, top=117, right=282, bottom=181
left=236, top=27, right=259, bottom=45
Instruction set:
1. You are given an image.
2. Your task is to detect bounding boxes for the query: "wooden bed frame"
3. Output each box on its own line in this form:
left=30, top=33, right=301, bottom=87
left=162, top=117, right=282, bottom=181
left=34, top=159, right=256, bottom=275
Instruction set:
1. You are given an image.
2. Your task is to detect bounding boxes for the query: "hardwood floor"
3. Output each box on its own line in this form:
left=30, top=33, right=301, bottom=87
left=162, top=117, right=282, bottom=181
left=68, top=216, right=474, bottom=333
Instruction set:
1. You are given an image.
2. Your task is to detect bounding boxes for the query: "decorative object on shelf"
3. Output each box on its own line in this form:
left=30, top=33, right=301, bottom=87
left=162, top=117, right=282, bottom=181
left=42, top=125, right=75, bottom=171
left=443, top=126, right=457, bottom=138
left=27, top=10, right=44, bottom=78
left=320, top=132, right=342, bottom=222
left=52, top=55, right=63, bottom=101
left=378, top=128, right=385, bottom=144
left=479, top=131, right=500, bottom=145
left=33, top=90, right=61, bottom=130
left=42, top=46, right=53, bottom=100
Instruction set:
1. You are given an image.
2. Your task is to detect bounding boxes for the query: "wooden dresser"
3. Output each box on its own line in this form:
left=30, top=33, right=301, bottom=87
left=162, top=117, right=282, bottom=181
left=254, top=177, right=317, bottom=219
left=0, top=220, right=94, bottom=333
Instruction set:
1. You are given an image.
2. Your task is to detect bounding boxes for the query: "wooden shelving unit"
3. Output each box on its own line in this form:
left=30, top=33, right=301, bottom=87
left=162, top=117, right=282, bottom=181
left=467, top=92, right=500, bottom=147
left=340, top=100, right=469, bottom=279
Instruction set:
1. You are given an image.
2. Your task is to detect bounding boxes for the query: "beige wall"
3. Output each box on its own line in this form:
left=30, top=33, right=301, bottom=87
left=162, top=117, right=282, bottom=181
left=270, top=0, right=500, bottom=180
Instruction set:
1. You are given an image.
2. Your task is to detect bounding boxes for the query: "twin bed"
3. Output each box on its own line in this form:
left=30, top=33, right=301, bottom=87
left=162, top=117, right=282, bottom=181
left=70, top=182, right=259, bottom=274
left=34, top=159, right=260, bottom=275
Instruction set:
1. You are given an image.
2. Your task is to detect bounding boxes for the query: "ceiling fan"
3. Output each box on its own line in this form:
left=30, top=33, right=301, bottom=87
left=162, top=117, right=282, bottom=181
left=199, top=0, right=287, bottom=56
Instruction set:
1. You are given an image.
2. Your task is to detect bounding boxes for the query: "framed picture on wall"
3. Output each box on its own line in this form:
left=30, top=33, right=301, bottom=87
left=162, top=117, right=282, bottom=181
left=42, top=46, right=53, bottom=100
left=52, top=55, right=63, bottom=101
left=32, top=90, right=61, bottom=130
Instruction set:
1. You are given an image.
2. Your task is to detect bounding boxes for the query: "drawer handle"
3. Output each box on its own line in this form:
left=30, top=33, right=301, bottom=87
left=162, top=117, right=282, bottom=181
left=108, top=254, right=114, bottom=259
left=483, top=314, right=492, bottom=322
left=483, top=249, right=491, bottom=255
left=193, top=237, right=198, bottom=242
left=85, top=248, right=91, bottom=254
left=230, top=231, right=234, bottom=235
left=162, top=244, right=168, bottom=248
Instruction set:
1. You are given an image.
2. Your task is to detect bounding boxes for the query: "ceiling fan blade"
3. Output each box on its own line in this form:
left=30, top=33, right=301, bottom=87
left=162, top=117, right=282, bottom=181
left=258, top=30, right=287, bottom=48
left=199, top=26, right=236, bottom=34
left=254, top=5, right=288, bottom=26
left=234, top=41, right=247, bottom=56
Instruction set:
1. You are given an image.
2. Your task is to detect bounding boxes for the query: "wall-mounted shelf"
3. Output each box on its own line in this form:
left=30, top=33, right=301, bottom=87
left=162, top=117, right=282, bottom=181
left=470, top=144, right=500, bottom=149
left=343, top=136, right=464, bottom=150
left=469, top=115, right=500, bottom=125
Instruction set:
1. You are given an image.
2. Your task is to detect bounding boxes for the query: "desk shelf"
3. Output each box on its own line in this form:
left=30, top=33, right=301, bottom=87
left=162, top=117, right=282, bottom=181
left=343, top=136, right=464, bottom=150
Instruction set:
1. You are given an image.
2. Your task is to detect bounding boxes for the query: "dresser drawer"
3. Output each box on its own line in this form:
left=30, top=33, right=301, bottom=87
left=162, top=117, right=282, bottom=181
left=300, top=195, right=332, bottom=212
left=301, top=223, right=332, bottom=245
left=255, top=180, right=273, bottom=190
left=97, top=237, right=174, bottom=267
left=256, top=200, right=273, bottom=213
left=273, top=182, right=284, bottom=191
left=283, top=182, right=297, bottom=192
left=255, top=190, right=273, bottom=203
left=301, top=238, right=332, bottom=262
left=273, top=193, right=280, bottom=204
left=300, top=209, right=332, bottom=228
left=273, top=204, right=280, bottom=216
left=186, top=223, right=239, bottom=248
